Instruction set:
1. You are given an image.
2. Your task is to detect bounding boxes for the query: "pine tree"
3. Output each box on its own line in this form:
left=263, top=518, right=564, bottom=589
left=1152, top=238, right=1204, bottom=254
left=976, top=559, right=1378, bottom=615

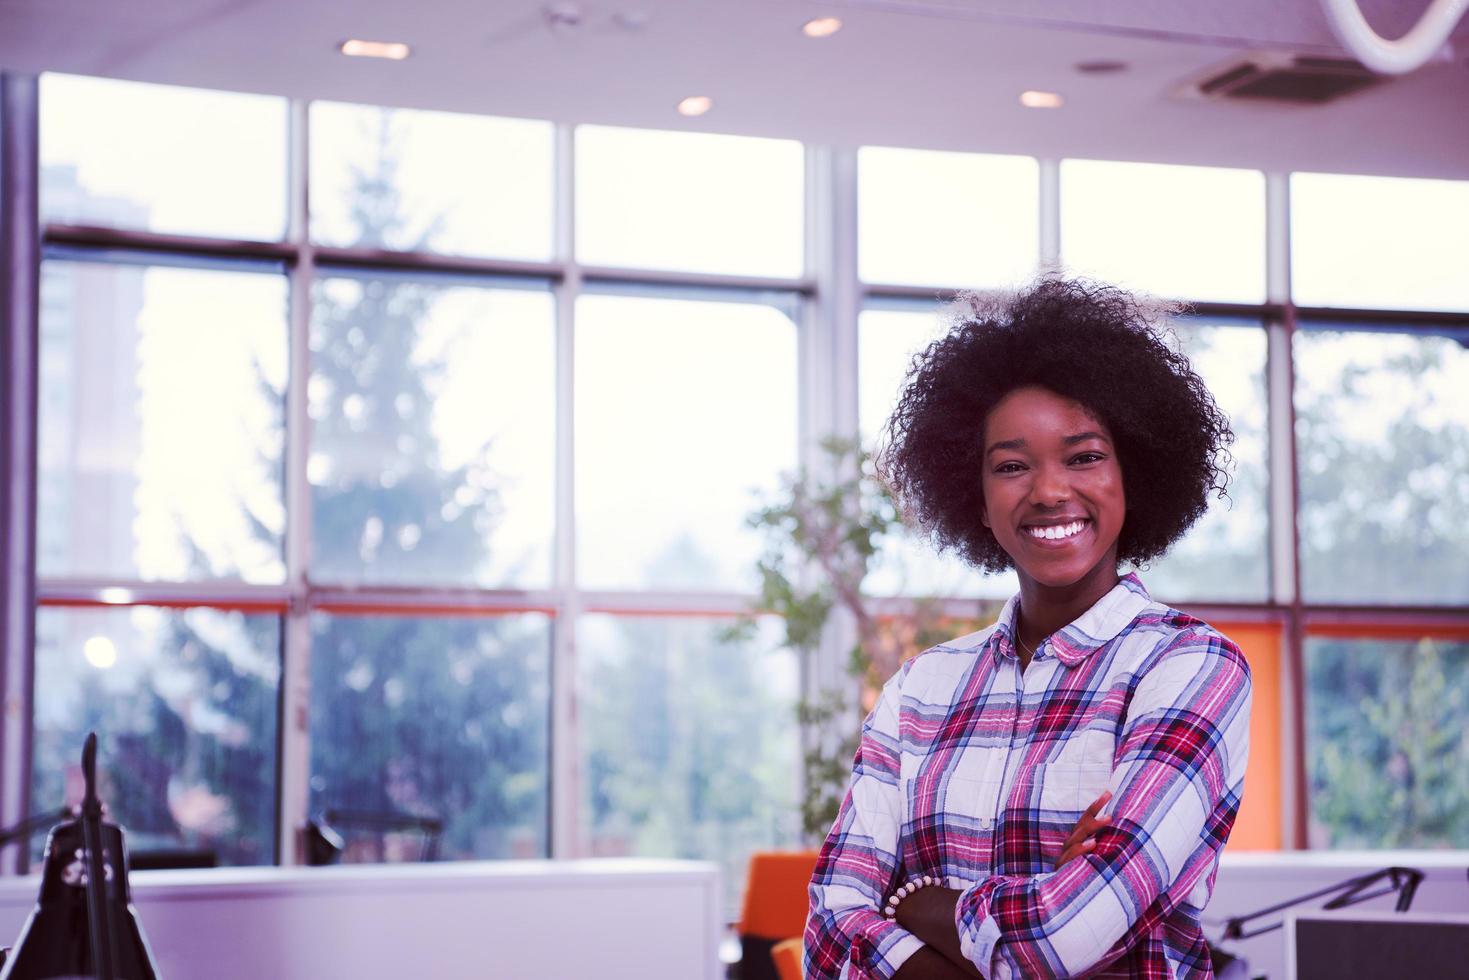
left=68, top=109, right=547, bottom=864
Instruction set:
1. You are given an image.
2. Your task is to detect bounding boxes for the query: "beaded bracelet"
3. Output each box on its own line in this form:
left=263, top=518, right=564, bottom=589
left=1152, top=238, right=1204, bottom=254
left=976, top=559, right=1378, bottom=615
left=883, top=875, right=935, bottom=918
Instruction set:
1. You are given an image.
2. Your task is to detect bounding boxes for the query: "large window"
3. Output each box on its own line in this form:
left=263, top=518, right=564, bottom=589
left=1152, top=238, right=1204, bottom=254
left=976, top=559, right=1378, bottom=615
left=858, top=146, right=1038, bottom=289
left=574, top=291, right=799, bottom=592
left=12, top=74, right=1469, bottom=904
left=578, top=615, right=800, bottom=910
left=1141, top=318, right=1270, bottom=602
left=40, top=73, right=287, bottom=241
left=575, top=126, right=804, bottom=277
left=1294, top=322, right=1469, bottom=605
left=1291, top=173, right=1469, bottom=313
left=308, top=274, right=556, bottom=588
left=38, top=258, right=288, bottom=583
left=309, top=612, right=551, bottom=860
left=1306, top=634, right=1469, bottom=848
left=310, top=102, right=554, bottom=261
left=32, top=606, right=280, bottom=865
left=1060, top=160, right=1266, bottom=303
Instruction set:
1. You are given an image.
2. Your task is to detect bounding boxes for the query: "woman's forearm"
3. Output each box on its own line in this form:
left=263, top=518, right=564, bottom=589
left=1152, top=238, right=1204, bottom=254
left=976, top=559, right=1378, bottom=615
left=892, top=945, right=982, bottom=980
left=893, top=887, right=983, bottom=977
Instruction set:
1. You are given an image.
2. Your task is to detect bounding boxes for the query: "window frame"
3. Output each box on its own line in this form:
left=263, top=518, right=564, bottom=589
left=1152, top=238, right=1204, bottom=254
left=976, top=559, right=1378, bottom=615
left=2, top=75, right=1468, bottom=880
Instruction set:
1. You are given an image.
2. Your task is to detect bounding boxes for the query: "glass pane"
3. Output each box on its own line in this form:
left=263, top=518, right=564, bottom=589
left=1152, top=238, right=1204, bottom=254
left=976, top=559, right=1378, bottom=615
left=37, top=260, right=288, bottom=583
left=309, top=613, right=550, bottom=861
left=40, top=73, right=287, bottom=241
left=1141, top=320, right=1269, bottom=601
left=310, top=102, right=553, bottom=260
left=1292, top=173, right=1469, bottom=313
left=859, top=146, right=1038, bottom=289
left=309, top=275, right=554, bottom=588
left=858, top=306, right=1014, bottom=598
left=1306, top=635, right=1469, bottom=848
left=1060, top=160, right=1265, bottom=303
left=33, top=606, right=280, bottom=866
left=575, top=292, right=798, bottom=591
left=1295, top=324, right=1469, bottom=604
left=575, top=126, right=803, bottom=277
left=579, top=615, right=800, bottom=914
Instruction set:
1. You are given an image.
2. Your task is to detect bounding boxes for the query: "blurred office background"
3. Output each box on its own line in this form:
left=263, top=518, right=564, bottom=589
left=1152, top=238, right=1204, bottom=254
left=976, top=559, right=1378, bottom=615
left=1, top=0, right=1467, bottom=932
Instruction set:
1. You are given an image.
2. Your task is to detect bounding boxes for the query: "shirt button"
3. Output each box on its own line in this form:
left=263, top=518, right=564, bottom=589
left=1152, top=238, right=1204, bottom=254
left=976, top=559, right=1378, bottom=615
left=980, top=817, right=993, bottom=830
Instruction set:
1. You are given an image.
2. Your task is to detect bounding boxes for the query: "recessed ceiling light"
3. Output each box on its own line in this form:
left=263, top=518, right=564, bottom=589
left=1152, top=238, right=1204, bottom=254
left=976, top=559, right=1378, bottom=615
left=677, top=96, right=713, bottom=117
left=1076, top=59, right=1129, bottom=74
left=1019, top=90, right=1064, bottom=108
left=340, top=39, right=411, bottom=60
left=803, top=17, right=843, bottom=38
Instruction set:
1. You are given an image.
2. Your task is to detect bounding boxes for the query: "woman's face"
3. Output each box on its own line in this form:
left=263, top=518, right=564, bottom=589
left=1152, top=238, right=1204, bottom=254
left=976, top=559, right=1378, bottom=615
left=979, top=385, right=1126, bottom=592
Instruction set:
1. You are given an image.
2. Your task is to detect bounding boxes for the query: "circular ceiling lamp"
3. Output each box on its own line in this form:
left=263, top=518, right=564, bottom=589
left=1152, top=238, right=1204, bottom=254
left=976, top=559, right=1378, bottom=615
left=1320, top=0, right=1469, bottom=74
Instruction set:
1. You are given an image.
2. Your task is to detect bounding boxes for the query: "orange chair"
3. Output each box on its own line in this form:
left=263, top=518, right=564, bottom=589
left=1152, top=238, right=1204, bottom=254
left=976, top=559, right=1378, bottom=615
left=738, top=850, right=821, bottom=980
left=770, top=937, right=804, bottom=980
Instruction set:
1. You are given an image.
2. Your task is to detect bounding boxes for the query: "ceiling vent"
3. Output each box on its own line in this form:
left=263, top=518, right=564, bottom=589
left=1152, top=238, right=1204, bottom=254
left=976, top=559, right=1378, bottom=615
left=1179, top=52, right=1386, bottom=105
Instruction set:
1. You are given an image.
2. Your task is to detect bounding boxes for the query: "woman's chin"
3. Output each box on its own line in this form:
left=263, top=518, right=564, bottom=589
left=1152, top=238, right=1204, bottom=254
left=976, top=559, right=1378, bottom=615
left=1016, top=554, right=1120, bottom=592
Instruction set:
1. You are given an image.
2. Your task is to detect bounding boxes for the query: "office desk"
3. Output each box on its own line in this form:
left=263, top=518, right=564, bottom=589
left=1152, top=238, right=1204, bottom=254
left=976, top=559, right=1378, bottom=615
left=0, top=858, right=723, bottom=979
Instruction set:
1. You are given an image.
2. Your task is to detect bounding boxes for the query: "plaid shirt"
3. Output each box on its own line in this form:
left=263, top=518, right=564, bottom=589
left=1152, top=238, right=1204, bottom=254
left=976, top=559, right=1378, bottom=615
left=805, top=574, right=1252, bottom=979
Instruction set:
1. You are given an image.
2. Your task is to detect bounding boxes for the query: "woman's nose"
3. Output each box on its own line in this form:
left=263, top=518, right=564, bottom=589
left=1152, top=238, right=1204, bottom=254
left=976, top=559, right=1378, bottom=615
left=1029, top=464, right=1071, bottom=506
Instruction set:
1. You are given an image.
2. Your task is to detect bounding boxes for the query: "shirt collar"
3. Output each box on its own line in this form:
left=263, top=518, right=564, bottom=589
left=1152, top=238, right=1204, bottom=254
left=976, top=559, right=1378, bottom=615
left=994, top=572, right=1152, bottom=668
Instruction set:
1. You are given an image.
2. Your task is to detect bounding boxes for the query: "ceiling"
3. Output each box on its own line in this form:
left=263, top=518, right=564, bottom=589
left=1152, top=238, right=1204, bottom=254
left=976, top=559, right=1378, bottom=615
left=2, top=0, right=1467, bottom=178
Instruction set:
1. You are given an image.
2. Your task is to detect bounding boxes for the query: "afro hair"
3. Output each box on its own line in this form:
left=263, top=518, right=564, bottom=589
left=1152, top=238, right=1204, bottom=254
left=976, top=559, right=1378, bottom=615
left=878, top=277, right=1234, bottom=574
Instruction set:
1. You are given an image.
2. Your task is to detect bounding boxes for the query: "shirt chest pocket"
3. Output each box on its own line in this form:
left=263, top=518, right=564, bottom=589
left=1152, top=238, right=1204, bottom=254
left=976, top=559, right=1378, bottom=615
left=1028, top=762, right=1114, bottom=816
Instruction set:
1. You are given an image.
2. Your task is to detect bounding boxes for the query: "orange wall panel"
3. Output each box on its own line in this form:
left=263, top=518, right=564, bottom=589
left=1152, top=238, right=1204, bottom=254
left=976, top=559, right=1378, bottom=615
left=1215, top=622, right=1283, bottom=851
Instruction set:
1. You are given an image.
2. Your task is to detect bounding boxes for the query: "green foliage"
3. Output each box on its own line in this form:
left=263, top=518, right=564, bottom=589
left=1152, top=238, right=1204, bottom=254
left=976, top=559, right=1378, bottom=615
left=581, top=614, right=801, bottom=912
left=1307, top=638, right=1469, bottom=848
left=1296, top=335, right=1469, bottom=602
left=732, top=438, right=987, bottom=838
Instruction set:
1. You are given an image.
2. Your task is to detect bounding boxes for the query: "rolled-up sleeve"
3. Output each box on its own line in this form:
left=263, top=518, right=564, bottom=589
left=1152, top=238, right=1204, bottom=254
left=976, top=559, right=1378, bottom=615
left=954, top=631, right=1252, bottom=978
left=805, top=664, right=925, bottom=980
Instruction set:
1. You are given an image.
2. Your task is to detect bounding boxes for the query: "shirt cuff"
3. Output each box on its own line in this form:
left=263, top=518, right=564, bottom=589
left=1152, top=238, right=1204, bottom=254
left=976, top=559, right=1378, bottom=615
left=852, top=922, right=925, bottom=980
left=955, top=878, right=1005, bottom=979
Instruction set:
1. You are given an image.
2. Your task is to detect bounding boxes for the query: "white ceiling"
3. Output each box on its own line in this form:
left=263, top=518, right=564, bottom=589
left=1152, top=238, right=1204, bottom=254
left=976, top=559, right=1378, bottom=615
left=2, top=0, right=1467, bottom=178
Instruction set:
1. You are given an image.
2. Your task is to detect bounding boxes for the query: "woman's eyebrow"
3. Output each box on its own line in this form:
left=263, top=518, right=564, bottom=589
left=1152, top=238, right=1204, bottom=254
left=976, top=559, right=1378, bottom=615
left=985, top=438, right=1026, bottom=455
left=1063, top=430, right=1111, bottom=446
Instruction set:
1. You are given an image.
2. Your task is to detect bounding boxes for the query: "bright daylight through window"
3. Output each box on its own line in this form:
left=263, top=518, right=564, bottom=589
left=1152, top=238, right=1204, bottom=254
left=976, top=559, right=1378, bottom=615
left=15, top=69, right=1469, bottom=916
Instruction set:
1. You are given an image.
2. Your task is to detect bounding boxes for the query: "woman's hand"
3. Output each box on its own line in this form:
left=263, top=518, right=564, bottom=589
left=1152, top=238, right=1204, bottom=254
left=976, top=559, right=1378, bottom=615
left=1055, top=790, right=1112, bottom=869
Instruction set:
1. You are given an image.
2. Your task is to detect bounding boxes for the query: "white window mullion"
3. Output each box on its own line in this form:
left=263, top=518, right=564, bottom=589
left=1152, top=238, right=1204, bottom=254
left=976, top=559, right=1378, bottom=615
left=1039, top=157, right=1061, bottom=272
left=550, top=121, right=581, bottom=861
left=1264, top=169, right=1303, bottom=849
left=278, top=96, right=315, bottom=865
left=0, top=73, right=41, bottom=876
left=800, top=146, right=862, bottom=824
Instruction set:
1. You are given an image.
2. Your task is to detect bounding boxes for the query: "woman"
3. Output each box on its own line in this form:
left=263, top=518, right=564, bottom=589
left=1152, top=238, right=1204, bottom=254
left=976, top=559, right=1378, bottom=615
left=805, top=279, right=1252, bottom=979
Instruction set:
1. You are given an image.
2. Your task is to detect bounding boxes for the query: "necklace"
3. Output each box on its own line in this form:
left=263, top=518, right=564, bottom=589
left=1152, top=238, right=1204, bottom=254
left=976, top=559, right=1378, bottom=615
left=1014, top=632, right=1036, bottom=661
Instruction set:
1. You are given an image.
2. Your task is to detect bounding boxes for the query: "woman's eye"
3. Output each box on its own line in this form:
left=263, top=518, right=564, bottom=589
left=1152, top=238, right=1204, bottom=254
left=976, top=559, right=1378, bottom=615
left=995, top=462, right=1025, bottom=474
left=1071, top=452, right=1104, bottom=465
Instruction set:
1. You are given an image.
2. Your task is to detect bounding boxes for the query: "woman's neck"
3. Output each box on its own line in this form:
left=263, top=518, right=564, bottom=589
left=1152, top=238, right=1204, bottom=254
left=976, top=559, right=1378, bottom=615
left=1014, top=566, right=1121, bottom=653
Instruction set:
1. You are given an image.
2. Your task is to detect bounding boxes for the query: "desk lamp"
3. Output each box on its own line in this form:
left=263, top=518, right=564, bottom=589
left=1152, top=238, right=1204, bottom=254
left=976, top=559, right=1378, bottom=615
left=0, top=733, right=159, bottom=980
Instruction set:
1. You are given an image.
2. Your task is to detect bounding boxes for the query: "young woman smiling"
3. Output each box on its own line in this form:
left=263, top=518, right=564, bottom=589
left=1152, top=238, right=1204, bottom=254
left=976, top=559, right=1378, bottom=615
left=805, top=279, right=1252, bottom=979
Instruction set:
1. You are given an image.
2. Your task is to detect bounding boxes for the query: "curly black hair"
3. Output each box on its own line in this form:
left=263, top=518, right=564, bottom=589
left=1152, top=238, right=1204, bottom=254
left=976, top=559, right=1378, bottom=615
left=878, top=277, right=1233, bottom=574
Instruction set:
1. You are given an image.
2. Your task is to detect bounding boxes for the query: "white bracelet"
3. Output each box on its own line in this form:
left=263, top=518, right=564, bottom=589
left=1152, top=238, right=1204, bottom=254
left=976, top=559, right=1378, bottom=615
left=883, top=875, right=935, bottom=918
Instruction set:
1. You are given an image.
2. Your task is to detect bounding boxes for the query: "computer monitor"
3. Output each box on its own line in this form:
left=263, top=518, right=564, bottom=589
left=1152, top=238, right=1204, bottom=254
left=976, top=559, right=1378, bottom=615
left=1287, top=910, right=1469, bottom=980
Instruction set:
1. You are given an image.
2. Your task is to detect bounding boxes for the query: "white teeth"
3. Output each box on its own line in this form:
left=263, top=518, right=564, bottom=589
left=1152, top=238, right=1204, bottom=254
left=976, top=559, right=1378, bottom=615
left=1027, top=520, right=1086, bottom=540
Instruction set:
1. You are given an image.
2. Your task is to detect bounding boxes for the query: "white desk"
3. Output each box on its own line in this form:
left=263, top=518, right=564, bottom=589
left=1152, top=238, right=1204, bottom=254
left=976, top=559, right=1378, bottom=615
left=0, top=858, right=723, bottom=980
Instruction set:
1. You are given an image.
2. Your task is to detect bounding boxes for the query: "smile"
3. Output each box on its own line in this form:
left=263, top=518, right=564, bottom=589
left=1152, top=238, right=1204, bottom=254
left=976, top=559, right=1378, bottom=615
left=1023, top=519, right=1090, bottom=541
